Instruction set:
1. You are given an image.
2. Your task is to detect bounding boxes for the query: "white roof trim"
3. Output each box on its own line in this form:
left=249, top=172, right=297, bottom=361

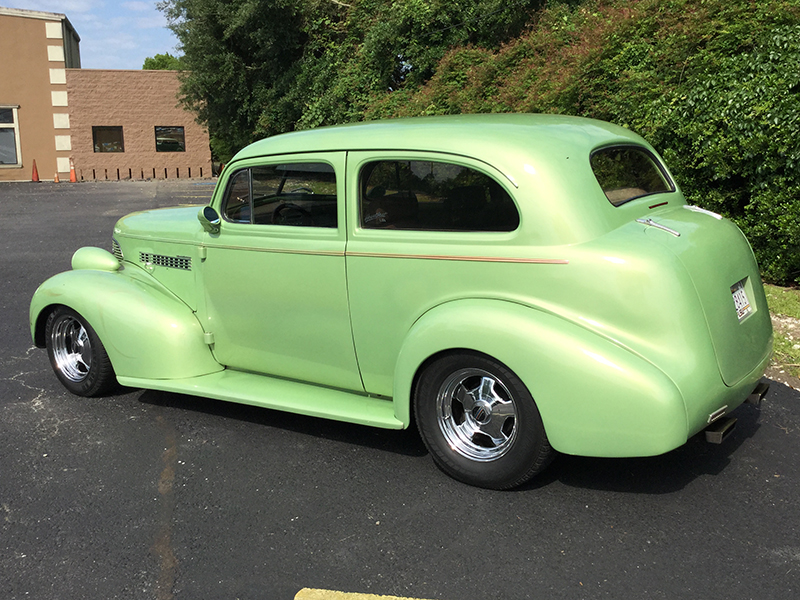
left=0, top=6, right=66, bottom=21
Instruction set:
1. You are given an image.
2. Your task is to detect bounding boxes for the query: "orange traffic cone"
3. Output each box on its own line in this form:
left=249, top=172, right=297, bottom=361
left=54, top=171, right=60, bottom=183
left=69, top=158, right=77, bottom=183
left=31, top=160, right=40, bottom=182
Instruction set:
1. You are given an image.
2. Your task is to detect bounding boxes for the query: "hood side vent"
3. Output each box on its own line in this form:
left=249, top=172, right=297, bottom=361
left=111, top=239, right=124, bottom=262
left=140, top=252, right=192, bottom=271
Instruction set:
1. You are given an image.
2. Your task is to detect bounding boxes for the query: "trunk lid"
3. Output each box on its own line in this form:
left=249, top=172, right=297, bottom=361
left=640, top=205, right=772, bottom=386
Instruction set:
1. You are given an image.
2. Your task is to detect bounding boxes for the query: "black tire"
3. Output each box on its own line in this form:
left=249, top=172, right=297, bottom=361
left=45, top=306, right=116, bottom=397
left=414, top=352, right=553, bottom=489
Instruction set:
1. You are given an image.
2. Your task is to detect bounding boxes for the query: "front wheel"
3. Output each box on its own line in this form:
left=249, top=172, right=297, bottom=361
left=414, top=352, right=553, bottom=489
left=45, top=306, right=116, bottom=397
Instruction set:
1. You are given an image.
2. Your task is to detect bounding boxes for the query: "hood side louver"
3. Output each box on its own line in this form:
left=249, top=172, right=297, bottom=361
left=111, top=239, right=124, bottom=262
left=140, top=252, right=192, bottom=271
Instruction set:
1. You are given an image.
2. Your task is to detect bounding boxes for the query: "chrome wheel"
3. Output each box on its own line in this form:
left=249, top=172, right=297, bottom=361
left=415, top=352, right=553, bottom=489
left=51, top=315, right=92, bottom=382
left=45, top=307, right=116, bottom=397
left=436, top=368, right=518, bottom=462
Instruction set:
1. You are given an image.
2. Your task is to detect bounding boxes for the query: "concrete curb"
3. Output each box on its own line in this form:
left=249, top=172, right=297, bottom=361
left=295, top=589, right=435, bottom=600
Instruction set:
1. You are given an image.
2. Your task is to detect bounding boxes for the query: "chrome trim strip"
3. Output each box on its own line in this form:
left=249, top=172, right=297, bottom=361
left=636, top=218, right=681, bottom=237
left=121, top=241, right=568, bottom=263
left=707, top=405, right=729, bottom=424
left=346, top=251, right=569, bottom=264
left=203, top=244, right=345, bottom=257
left=684, top=205, right=723, bottom=220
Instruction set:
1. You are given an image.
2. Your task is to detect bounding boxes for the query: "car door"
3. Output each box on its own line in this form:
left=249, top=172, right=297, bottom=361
left=198, top=152, right=364, bottom=392
left=345, top=151, right=524, bottom=397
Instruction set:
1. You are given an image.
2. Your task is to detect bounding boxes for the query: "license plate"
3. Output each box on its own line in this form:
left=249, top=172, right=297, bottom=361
left=731, top=279, right=752, bottom=322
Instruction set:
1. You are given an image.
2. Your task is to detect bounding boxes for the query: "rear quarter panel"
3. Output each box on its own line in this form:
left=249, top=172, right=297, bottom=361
left=394, top=299, right=689, bottom=457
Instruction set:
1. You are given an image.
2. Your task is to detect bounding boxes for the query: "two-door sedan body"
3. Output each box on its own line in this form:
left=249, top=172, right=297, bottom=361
left=30, top=114, right=773, bottom=488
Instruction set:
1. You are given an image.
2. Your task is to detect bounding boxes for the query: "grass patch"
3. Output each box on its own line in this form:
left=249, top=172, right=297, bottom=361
left=764, top=284, right=800, bottom=379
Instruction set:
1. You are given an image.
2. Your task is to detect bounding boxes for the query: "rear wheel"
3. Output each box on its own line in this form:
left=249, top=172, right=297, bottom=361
left=414, top=352, right=553, bottom=489
left=45, top=307, right=116, bottom=397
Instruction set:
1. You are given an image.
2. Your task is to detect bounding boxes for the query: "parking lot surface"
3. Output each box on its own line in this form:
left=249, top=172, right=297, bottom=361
left=1, top=180, right=799, bottom=599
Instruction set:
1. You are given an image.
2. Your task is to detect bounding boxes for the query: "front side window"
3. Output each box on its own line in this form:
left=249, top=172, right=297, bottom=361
left=222, top=162, right=337, bottom=228
left=360, top=160, right=519, bottom=231
left=0, top=107, right=21, bottom=167
left=93, top=126, right=125, bottom=153
left=155, top=126, right=186, bottom=152
left=591, top=146, right=674, bottom=206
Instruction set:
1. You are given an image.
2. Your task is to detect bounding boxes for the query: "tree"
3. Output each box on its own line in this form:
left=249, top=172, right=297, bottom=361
left=157, top=0, right=547, bottom=152
left=158, top=0, right=308, bottom=155
left=142, top=52, right=185, bottom=70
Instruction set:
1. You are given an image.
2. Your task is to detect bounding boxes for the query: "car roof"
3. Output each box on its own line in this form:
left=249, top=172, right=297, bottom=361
left=231, top=113, right=647, bottom=166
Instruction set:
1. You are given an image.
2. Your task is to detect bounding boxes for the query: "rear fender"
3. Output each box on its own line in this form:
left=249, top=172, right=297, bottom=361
left=393, top=299, right=687, bottom=457
left=30, top=267, right=222, bottom=380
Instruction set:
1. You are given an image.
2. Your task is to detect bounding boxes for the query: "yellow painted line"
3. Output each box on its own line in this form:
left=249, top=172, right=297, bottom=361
left=295, top=589, right=436, bottom=600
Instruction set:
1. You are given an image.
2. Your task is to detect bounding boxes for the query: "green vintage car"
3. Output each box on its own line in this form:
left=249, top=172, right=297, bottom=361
left=30, top=114, right=773, bottom=489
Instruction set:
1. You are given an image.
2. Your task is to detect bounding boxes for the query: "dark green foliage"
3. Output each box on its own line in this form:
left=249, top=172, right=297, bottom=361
left=158, top=0, right=308, bottom=153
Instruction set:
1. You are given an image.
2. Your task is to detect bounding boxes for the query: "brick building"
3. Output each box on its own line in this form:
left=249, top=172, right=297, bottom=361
left=67, top=69, right=211, bottom=181
left=0, top=6, right=211, bottom=182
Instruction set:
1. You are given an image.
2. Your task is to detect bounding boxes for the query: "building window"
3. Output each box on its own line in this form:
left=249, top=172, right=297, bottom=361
left=155, top=126, right=186, bottom=152
left=0, top=107, right=22, bottom=167
left=93, top=126, right=125, bottom=153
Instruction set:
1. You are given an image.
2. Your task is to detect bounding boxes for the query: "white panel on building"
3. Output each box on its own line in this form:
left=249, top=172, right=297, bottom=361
left=56, top=157, right=71, bottom=172
left=45, top=22, right=63, bottom=39
left=53, top=113, right=70, bottom=129
left=47, top=45, right=65, bottom=62
left=55, top=135, right=72, bottom=151
left=51, top=91, right=68, bottom=106
left=49, top=68, right=67, bottom=84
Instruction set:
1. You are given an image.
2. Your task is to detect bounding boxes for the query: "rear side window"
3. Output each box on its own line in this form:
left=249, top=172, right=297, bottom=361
left=591, top=146, right=674, bottom=206
left=360, top=160, right=519, bottom=232
left=222, top=162, right=337, bottom=227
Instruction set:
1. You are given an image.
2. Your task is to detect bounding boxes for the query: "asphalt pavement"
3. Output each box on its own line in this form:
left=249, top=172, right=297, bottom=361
left=1, top=180, right=799, bottom=600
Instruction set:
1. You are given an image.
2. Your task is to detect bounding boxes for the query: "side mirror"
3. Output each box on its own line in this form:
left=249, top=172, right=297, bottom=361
left=198, top=206, right=221, bottom=234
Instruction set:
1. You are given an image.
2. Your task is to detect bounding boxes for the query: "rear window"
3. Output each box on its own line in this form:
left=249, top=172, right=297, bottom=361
left=591, top=146, right=674, bottom=206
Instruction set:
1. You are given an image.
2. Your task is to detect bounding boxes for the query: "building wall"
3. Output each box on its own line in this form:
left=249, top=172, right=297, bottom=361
left=0, top=9, right=77, bottom=181
left=67, top=69, right=212, bottom=180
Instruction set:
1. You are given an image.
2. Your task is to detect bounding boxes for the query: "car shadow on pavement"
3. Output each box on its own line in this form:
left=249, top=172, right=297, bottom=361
left=136, top=380, right=785, bottom=492
left=525, top=401, right=764, bottom=494
left=136, top=389, right=429, bottom=458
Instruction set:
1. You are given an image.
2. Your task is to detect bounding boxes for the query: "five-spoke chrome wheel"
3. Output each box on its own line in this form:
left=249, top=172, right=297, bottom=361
left=45, top=306, right=116, bottom=397
left=436, top=368, right=518, bottom=462
left=415, top=352, right=553, bottom=489
left=51, top=314, right=93, bottom=383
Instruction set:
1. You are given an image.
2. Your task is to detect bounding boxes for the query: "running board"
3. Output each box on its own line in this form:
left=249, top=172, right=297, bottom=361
left=118, top=370, right=404, bottom=430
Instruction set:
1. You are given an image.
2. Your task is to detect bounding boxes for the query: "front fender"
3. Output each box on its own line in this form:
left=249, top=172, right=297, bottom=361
left=393, top=299, right=688, bottom=457
left=30, top=266, right=222, bottom=380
